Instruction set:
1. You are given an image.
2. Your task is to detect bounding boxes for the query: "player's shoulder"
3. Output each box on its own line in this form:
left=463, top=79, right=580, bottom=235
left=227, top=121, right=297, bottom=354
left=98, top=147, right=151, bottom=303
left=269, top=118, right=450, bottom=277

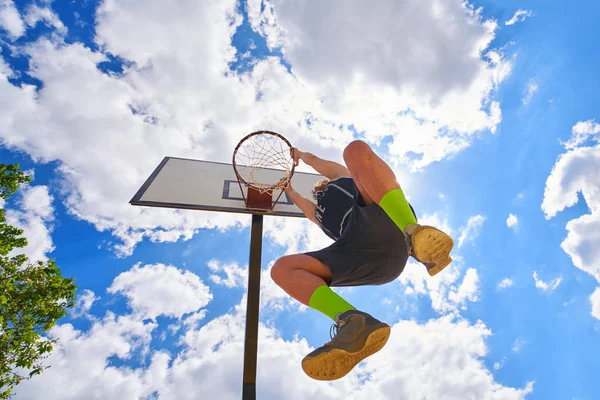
left=326, top=177, right=355, bottom=195
left=328, top=176, right=353, bottom=184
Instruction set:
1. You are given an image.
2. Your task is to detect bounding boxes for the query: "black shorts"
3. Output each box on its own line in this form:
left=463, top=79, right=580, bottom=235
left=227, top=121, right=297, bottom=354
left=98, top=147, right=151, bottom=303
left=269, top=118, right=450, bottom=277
left=304, top=183, right=414, bottom=287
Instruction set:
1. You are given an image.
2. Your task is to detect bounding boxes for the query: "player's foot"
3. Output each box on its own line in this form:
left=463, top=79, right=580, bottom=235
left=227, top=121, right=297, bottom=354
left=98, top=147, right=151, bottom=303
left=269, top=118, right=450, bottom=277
left=301, top=310, right=390, bottom=381
left=404, top=224, right=454, bottom=276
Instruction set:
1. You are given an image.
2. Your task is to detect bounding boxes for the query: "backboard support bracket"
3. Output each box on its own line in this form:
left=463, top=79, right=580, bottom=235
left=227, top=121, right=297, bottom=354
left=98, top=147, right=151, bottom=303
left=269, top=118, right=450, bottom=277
left=245, top=186, right=273, bottom=210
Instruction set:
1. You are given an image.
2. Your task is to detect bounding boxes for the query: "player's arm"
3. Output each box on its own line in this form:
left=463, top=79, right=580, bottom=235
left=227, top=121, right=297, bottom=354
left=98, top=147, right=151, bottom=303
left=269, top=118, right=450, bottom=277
left=292, top=149, right=350, bottom=180
left=285, top=185, right=319, bottom=225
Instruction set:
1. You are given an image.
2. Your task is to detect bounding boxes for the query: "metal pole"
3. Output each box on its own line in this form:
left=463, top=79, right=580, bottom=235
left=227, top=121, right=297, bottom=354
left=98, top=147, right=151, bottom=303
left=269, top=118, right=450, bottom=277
left=242, top=214, right=263, bottom=400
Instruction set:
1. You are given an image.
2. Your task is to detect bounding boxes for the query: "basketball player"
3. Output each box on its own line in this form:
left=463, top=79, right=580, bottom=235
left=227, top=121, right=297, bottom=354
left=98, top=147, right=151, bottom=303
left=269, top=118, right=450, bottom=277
left=271, top=140, right=454, bottom=380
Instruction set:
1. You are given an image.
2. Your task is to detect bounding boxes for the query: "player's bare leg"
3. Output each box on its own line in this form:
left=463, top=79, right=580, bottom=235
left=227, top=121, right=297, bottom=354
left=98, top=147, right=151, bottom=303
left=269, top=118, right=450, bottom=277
left=271, top=254, right=390, bottom=380
left=271, top=254, right=333, bottom=306
left=343, top=140, right=454, bottom=276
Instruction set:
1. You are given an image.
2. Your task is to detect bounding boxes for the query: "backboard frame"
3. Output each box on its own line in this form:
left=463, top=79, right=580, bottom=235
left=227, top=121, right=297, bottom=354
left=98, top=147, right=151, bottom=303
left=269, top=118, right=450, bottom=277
left=130, top=156, right=324, bottom=217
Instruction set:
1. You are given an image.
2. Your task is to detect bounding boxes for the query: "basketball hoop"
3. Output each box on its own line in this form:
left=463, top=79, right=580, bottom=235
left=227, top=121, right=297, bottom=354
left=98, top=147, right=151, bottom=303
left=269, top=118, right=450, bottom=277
left=232, top=131, right=295, bottom=212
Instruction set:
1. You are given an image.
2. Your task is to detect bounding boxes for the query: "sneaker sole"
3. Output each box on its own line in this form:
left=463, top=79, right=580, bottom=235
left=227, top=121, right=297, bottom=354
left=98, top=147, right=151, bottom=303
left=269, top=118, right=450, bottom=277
left=301, top=324, right=391, bottom=381
left=412, top=226, right=454, bottom=276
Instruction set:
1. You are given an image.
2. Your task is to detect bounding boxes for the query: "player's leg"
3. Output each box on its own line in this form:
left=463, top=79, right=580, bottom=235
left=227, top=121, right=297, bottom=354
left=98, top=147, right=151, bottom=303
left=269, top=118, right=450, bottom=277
left=343, top=140, right=414, bottom=223
left=343, top=140, right=454, bottom=276
left=352, top=177, right=375, bottom=205
left=270, top=254, right=390, bottom=381
left=270, top=254, right=354, bottom=320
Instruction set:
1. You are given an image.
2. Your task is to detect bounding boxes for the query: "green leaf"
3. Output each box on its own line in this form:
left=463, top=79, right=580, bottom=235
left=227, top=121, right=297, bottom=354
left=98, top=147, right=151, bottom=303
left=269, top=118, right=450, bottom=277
left=0, top=164, right=76, bottom=399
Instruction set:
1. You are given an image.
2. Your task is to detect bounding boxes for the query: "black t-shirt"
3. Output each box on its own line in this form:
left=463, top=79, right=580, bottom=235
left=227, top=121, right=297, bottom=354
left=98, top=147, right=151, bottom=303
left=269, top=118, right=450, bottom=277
left=314, top=177, right=357, bottom=241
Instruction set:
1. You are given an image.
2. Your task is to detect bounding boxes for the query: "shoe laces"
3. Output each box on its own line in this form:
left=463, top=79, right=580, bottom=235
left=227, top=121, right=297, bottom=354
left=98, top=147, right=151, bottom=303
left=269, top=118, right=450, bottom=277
left=329, top=323, right=338, bottom=340
left=328, top=318, right=347, bottom=341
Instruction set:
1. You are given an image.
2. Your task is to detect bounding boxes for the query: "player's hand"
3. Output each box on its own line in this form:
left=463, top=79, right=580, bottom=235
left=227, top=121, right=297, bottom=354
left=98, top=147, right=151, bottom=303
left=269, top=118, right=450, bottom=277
left=290, top=148, right=301, bottom=166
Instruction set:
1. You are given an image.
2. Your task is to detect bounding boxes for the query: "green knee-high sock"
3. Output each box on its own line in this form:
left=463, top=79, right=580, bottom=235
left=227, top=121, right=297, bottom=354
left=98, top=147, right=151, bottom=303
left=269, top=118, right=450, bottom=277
left=379, top=188, right=417, bottom=231
left=308, top=285, right=355, bottom=321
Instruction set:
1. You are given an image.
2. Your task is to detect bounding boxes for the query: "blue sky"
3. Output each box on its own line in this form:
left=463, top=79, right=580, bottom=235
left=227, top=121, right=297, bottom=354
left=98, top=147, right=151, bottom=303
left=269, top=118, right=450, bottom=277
left=1, top=0, right=599, bottom=399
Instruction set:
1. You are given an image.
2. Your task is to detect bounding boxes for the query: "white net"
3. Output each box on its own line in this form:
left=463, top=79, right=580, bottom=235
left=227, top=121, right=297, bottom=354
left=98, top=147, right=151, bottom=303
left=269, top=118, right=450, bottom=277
left=233, top=132, right=294, bottom=194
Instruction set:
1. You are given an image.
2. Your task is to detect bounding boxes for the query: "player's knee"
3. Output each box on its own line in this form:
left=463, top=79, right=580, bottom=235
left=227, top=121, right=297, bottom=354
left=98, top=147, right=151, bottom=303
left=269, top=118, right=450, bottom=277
left=270, top=256, right=293, bottom=285
left=343, top=140, right=371, bottom=165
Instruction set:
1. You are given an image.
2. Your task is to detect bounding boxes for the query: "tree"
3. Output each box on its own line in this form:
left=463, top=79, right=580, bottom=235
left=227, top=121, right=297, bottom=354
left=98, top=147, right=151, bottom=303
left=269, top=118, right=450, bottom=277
left=0, top=164, right=77, bottom=399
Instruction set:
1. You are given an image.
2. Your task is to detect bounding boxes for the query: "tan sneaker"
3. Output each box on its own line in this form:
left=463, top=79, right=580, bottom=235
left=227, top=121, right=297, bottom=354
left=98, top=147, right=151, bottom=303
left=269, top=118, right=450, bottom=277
left=405, top=224, right=454, bottom=276
left=301, top=310, right=391, bottom=381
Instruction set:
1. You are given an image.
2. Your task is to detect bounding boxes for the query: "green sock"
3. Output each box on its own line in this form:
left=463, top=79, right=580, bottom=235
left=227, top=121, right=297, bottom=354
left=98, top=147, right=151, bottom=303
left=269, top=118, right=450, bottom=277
left=379, top=188, right=417, bottom=231
left=308, top=285, right=355, bottom=321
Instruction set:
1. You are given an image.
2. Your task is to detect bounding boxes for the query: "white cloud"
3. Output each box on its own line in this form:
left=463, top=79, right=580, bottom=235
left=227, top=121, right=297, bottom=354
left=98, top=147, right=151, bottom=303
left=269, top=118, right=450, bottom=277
left=14, top=312, right=160, bottom=400
left=252, top=0, right=502, bottom=101
left=397, top=213, right=485, bottom=313
left=70, top=289, right=100, bottom=318
left=205, top=255, right=304, bottom=313
left=16, top=292, right=533, bottom=400
left=350, top=315, right=534, bottom=400
left=494, top=357, right=507, bottom=370
left=533, top=271, right=562, bottom=292
left=561, top=119, right=600, bottom=150
left=448, top=268, right=480, bottom=307
left=573, top=120, right=600, bottom=135
left=563, top=298, right=576, bottom=307
left=505, top=10, right=535, bottom=26
left=5, top=185, right=55, bottom=261
left=0, top=0, right=251, bottom=257
left=506, top=213, right=519, bottom=229
left=18, top=184, right=54, bottom=219
left=542, top=121, right=600, bottom=220
left=207, top=259, right=247, bottom=288
left=542, top=119, right=600, bottom=318
left=248, top=0, right=511, bottom=170
left=107, top=263, right=213, bottom=320
left=498, top=278, right=514, bottom=289
left=0, top=0, right=24, bottom=39
left=399, top=259, right=480, bottom=314
left=23, top=3, right=66, bottom=34
left=458, top=214, right=486, bottom=248
left=11, top=228, right=531, bottom=399
left=264, top=215, right=333, bottom=255
left=512, top=338, right=525, bottom=353
left=590, top=288, right=600, bottom=320
left=0, top=0, right=514, bottom=255
left=560, top=211, right=600, bottom=281
left=522, top=79, right=539, bottom=105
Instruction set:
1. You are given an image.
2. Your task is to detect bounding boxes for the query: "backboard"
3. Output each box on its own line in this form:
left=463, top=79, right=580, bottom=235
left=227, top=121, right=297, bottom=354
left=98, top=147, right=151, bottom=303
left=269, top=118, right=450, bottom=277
left=130, top=156, right=324, bottom=217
